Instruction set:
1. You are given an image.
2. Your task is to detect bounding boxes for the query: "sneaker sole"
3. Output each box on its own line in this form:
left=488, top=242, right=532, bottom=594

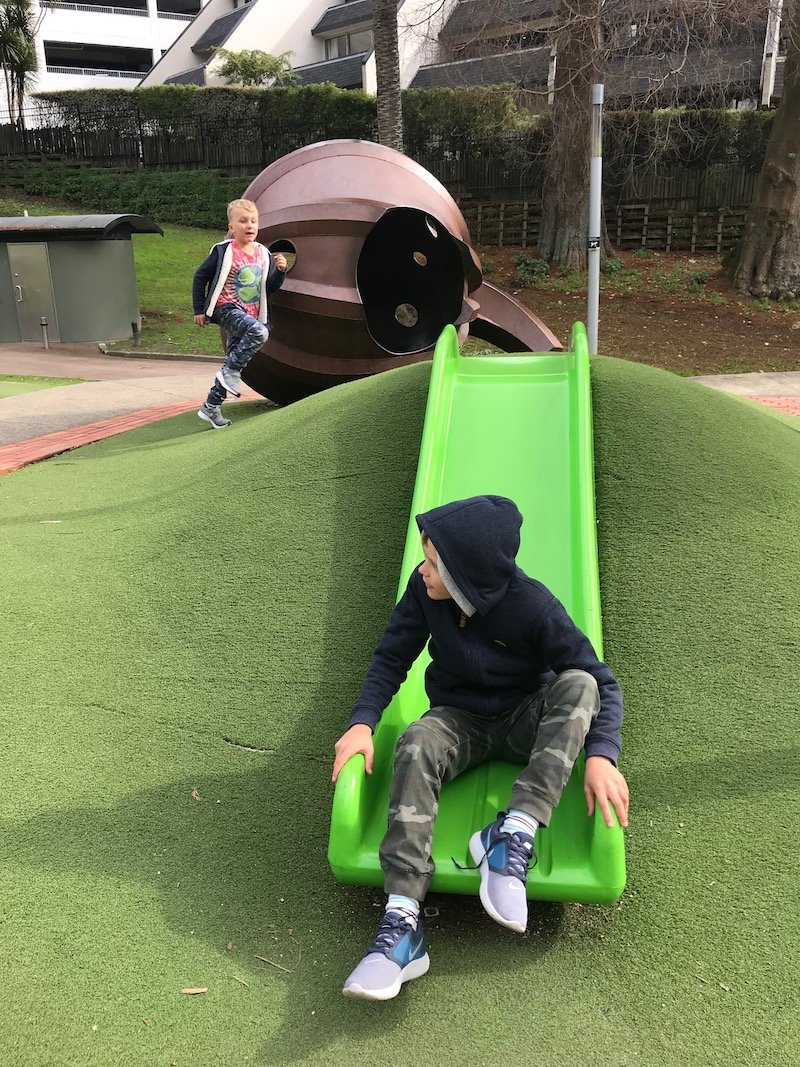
left=197, top=409, right=231, bottom=429
left=469, top=831, right=527, bottom=934
left=342, top=953, right=430, bottom=1001
left=215, top=370, right=241, bottom=397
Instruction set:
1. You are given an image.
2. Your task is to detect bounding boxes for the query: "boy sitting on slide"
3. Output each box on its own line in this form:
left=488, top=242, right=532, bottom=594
left=332, top=495, right=629, bottom=1001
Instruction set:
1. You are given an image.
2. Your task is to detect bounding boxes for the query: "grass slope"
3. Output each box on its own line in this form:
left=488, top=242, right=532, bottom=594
left=0, top=374, right=85, bottom=399
left=1, top=359, right=798, bottom=1067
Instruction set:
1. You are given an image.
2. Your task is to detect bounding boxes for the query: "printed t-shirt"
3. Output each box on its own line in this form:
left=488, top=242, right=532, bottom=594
left=219, top=242, right=269, bottom=317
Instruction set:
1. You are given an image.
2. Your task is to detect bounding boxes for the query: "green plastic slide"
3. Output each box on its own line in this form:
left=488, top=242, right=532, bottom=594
left=328, top=322, right=626, bottom=904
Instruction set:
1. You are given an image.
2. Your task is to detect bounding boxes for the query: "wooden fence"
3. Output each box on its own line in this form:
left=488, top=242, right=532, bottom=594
left=0, top=154, right=749, bottom=253
left=461, top=200, right=748, bottom=253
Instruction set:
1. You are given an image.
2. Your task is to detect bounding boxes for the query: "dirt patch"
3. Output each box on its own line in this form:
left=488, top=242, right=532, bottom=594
left=479, top=248, right=800, bottom=376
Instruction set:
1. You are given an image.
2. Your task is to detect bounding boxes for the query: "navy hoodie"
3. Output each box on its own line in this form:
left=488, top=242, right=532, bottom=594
left=349, top=495, right=623, bottom=764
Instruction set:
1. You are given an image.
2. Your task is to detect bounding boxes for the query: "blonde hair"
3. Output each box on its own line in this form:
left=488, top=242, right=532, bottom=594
left=227, top=198, right=258, bottom=221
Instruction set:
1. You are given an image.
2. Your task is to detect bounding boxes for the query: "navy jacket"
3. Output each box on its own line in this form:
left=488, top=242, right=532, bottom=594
left=191, top=240, right=285, bottom=325
left=349, top=496, right=623, bottom=764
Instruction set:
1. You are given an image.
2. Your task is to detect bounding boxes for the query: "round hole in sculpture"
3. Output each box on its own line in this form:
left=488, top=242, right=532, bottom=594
left=424, top=216, right=439, bottom=238
left=413, top=251, right=428, bottom=266
left=268, top=239, right=297, bottom=272
left=395, top=303, right=419, bottom=328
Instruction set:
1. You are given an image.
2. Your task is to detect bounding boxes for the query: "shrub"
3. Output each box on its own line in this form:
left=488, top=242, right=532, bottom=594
left=688, top=269, right=711, bottom=292
left=601, top=257, right=623, bottom=276
left=512, top=254, right=549, bottom=287
left=0, top=160, right=244, bottom=228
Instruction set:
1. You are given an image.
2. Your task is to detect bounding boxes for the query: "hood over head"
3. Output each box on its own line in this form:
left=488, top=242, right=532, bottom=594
left=416, top=496, right=522, bottom=616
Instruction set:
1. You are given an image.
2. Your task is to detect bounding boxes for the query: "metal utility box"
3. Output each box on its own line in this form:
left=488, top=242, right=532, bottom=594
left=0, top=214, right=163, bottom=343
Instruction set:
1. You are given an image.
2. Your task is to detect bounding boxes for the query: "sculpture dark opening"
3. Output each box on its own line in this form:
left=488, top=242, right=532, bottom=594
left=357, top=207, right=470, bottom=355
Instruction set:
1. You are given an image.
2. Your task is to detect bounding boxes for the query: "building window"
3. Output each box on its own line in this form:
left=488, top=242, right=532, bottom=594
left=325, top=29, right=373, bottom=60
left=349, top=29, right=373, bottom=52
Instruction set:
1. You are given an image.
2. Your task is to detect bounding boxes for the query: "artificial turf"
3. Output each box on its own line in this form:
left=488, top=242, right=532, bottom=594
left=0, top=375, right=85, bottom=399
left=1, top=357, right=798, bottom=1067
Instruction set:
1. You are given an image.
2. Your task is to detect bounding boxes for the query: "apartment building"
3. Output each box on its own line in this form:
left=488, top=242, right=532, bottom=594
left=3, top=0, right=206, bottom=113
left=139, top=0, right=457, bottom=90
left=15, top=0, right=780, bottom=108
left=139, top=0, right=784, bottom=107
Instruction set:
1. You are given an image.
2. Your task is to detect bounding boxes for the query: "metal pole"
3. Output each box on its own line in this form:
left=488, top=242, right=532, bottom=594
left=40, top=316, right=49, bottom=350
left=587, top=83, right=604, bottom=357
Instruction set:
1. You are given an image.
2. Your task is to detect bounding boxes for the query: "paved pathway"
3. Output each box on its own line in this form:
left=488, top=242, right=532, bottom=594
left=691, top=370, right=800, bottom=397
left=0, top=342, right=257, bottom=474
left=0, top=342, right=797, bottom=476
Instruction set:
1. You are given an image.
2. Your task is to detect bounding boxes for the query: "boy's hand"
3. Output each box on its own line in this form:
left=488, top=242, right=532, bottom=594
left=584, top=755, right=629, bottom=828
left=194, top=314, right=207, bottom=327
left=274, top=253, right=287, bottom=272
left=332, top=724, right=374, bottom=783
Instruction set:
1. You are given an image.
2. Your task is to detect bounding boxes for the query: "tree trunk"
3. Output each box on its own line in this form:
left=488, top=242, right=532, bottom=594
left=730, top=1, right=800, bottom=298
left=372, top=0, right=403, bottom=151
left=538, top=1, right=604, bottom=269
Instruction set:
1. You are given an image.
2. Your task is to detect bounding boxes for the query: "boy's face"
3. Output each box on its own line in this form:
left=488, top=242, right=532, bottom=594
left=418, top=539, right=451, bottom=601
left=229, top=208, right=259, bottom=246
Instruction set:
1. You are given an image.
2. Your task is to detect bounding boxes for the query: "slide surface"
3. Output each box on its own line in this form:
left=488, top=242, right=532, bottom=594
left=329, top=323, right=626, bottom=904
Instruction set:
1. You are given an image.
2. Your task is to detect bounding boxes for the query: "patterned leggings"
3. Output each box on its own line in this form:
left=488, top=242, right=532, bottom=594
left=205, top=304, right=269, bottom=407
left=379, top=669, right=600, bottom=900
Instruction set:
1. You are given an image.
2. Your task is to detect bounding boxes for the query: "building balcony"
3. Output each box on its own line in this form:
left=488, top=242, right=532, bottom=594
left=312, top=1, right=372, bottom=36
left=40, top=0, right=197, bottom=21
left=44, top=41, right=156, bottom=76
left=44, top=64, right=143, bottom=78
left=294, top=51, right=369, bottom=89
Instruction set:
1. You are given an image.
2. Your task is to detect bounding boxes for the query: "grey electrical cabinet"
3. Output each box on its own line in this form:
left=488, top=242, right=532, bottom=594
left=0, top=214, right=163, bottom=344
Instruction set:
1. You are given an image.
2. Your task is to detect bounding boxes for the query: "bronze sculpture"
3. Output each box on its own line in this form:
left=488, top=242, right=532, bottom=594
left=240, top=140, right=560, bottom=404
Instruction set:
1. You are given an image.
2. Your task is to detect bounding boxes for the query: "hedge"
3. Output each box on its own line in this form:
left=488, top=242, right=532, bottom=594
left=27, top=85, right=774, bottom=173
left=0, top=160, right=245, bottom=228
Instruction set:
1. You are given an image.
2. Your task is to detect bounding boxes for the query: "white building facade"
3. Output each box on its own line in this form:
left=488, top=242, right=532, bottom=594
left=7, top=1, right=785, bottom=111
left=139, top=0, right=459, bottom=90
left=3, top=0, right=205, bottom=114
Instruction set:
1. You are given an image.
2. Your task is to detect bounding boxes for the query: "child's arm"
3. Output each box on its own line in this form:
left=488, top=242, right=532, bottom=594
left=192, top=247, right=219, bottom=321
left=332, top=577, right=429, bottom=782
left=265, top=249, right=287, bottom=295
left=534, top=597, right=629, bottom=826
left=348, top=579, right=430, bottom=732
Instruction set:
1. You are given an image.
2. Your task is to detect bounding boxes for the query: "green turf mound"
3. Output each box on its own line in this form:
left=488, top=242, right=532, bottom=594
left=1, top=357, right=798, bottom=1067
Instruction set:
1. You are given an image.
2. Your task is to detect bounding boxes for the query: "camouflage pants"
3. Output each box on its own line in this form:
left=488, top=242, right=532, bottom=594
left=379, top=669, right=600, bottom=900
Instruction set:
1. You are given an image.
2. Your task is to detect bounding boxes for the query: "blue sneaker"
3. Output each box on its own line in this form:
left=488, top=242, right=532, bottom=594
left=342, top=910, right=430, bottom=1001
left=469, top=812, right=536, bottom=933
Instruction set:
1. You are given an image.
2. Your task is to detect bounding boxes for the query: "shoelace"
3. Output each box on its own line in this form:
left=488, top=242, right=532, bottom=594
left=454, top=830, right=538, bottom=879
left=503, top=833, right=537, bottom=881
left=369, top=911, right=416, bottom=954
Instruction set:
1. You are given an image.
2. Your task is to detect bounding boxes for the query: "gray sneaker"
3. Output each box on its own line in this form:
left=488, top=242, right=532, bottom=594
left=343, top=910, right=429, bottom=1001
left=197, top=402, right=232, bottom=429
left=215, top=366, right=242, bottom=397
left=469, top=812, right=536, bottom=933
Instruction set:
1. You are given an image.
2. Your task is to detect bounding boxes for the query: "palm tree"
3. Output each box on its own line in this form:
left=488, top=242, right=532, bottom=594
left=0, top=0, right=39, bottom=127
left=372, top=0, right=403, bottom=151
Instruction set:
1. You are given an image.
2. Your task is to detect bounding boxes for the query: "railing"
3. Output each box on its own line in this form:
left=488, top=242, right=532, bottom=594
left=41, top=1, right=148, bottom=14
left=40, top=1, right=194, bottom=17
left=45, top=65, right=143, bottom=78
